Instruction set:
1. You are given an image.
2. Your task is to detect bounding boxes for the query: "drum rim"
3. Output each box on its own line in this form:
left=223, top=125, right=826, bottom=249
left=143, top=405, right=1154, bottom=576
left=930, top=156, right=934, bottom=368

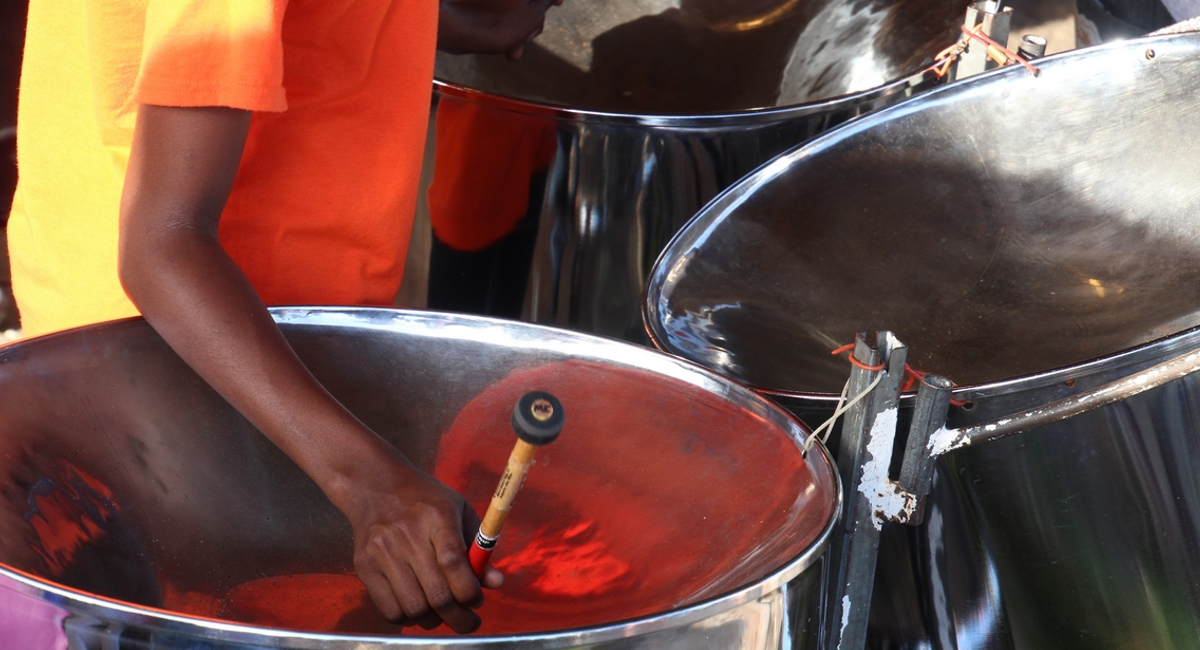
left=431, top=74, right=919, bottom=128
left=641, top=32, right=1200, bottom=404
left=0, top=306, right=843, bottom=648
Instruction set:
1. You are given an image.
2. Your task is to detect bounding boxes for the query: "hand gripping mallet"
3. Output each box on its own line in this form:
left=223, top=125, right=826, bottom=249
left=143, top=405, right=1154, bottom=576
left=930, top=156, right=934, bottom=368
left=469, top=391, right=565, bottom=580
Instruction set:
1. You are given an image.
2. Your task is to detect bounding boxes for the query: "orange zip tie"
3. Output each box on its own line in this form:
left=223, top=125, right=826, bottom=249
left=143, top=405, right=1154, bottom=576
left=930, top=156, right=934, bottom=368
left=928, top=38, right=969, bottom=79
left=833, top=345, right=967, bottom=405
left=960, top=24, right=1040, bottom=76
left=902, top=364, right=925, bottom=392
left=933, top=56, right=956, bottom=79
left=831, top=343, right=886, bottom=372
left=904, top=364, right=968, bottom=407
left=926, top=23, right=1041, bottom=80
left=831, top=343, right=855, bottom=355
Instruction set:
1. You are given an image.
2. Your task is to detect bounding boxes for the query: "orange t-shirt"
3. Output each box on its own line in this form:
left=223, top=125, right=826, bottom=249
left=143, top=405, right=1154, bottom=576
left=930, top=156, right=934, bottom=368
left=8, top=0, right=437, bottom=336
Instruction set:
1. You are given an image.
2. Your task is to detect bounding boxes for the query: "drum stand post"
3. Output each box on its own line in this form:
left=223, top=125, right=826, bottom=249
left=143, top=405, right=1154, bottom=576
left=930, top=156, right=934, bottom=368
left=822, top=332, right=910, bottom=650
left=952, top=1, right=1013, bottom=79
left=923, top=1, right=1046, bottom=86
left=825, top=332, right=1200, bottom=649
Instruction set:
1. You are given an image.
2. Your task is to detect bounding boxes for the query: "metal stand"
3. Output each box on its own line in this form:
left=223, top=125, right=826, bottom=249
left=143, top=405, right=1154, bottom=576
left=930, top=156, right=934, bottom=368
left=824, top=332, right=1200, bottom=649
left=951, top=1, right=1013, bottom=80
left=822, top=333, right=908, bottom=650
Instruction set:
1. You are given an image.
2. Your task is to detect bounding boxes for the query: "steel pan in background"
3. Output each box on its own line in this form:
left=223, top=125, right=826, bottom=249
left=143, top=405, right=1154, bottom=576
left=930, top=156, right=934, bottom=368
left=0, top=308, right=838, bottom=649
left=414, top=0, right=967, bottom=343
left=645, top=33, right=1200, bottom=650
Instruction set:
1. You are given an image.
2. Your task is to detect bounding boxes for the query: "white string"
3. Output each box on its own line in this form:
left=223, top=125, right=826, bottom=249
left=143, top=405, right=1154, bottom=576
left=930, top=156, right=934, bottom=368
left=802, top=371, right=885, bottom=456
left=803, top=380, right=849, bottom=454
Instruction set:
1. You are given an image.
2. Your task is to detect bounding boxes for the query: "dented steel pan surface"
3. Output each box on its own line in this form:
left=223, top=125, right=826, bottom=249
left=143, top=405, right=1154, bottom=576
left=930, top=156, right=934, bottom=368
left=0, top=308, right=838, bottom=649
left=646, top=34, right=1200, bottom=649
left=418, top=0, right=964, bottom=342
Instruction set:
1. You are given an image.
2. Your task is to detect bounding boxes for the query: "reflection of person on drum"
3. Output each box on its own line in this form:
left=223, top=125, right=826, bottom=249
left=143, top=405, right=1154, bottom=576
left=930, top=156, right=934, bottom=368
left=586, top=0, right=810, bottom=112
left=8, top=0, right=561, bottom=634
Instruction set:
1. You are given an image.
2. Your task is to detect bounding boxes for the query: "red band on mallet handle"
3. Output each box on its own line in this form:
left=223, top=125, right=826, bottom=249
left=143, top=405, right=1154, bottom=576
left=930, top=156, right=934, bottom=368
left=470, top=391, right=565, bottom=580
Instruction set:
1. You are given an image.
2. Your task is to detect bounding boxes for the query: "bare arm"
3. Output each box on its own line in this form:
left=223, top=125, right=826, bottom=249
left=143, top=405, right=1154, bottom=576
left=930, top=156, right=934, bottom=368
left=438, top=0, right=563, bottom=59
left=118, top=105, right=498, bottom=634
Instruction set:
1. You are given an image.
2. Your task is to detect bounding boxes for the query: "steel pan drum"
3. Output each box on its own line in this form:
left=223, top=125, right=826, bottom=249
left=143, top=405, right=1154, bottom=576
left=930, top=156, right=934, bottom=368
left=645, top=34, right=1200, bottom=649
left=417, top=0, right=965, bottom=342
left=0, top=308, right=837, bottom=649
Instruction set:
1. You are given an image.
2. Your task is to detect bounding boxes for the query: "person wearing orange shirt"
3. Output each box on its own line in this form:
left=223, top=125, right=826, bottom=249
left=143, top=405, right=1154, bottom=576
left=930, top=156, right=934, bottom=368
left=9, top=0, right=561, bottom=634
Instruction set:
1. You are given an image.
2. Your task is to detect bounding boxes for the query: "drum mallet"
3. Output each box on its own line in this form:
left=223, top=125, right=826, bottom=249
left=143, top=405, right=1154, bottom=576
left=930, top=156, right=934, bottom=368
left=469, top=391, right=565, bottom=580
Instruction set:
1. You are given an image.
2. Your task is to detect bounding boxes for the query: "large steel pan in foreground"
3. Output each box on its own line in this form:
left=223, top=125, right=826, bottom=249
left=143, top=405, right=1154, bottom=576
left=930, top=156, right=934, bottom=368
left=419, top=0, right=965, bottom=342
left=0, top=308, right=838, bottom=649
left=646, top=33, right=1200, bottom=649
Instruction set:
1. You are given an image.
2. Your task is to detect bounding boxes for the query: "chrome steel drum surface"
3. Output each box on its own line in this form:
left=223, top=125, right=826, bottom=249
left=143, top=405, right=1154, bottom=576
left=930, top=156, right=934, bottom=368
left=646, top=33, right=1200, bottom=649
left=437, top=0, right=964, bottom=113
left=0, top=308, right=838, bottom=649
left=648, top=33, right=1200, bottom=395
left=418, top=0, right=964, bottom=342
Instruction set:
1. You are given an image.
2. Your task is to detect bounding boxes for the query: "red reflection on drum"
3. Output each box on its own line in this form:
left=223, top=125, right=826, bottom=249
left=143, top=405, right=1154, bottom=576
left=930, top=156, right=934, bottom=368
left=170, top=359, right=831, bottom=638
left=220, top=574, right=372, bottom=631
left=25, top=461, right=120, bottom=576
left=428, top=359, right=825, bottom=635
left=493, top=521, right=632, bottom=597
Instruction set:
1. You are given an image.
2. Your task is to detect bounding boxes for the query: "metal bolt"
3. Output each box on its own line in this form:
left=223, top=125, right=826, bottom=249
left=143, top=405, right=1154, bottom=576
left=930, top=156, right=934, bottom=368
left=1018, top=34, right=1047, bottom=60
left=1146, top=49, right=1156, bottom=60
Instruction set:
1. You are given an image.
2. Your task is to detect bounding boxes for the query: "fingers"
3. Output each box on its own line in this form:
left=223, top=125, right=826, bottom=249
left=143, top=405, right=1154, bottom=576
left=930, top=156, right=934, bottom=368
left=506, top=12, right=544, bottom=60
left=363, top=522, right=483, bottom=634
left=518, top=0, right=550, bottom=43
left=347, top=467, right=492, bottom=634
left=359, top=568, right=405, bottom=623
left=386, top=557, right=447, bottom=625
left=407, top=570, right=479, bottom=633
left=360, top=541, right=445, bottom=627
left=408, top=528, right=485, bottom=633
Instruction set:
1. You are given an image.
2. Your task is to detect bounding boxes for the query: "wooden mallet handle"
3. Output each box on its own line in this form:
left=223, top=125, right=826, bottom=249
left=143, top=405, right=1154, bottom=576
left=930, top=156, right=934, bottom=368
left=469, top=391, right=565, bottom=580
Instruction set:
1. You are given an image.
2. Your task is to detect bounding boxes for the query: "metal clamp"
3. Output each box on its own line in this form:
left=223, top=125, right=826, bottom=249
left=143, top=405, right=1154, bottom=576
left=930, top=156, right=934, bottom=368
left=823, top=332, right=906, bottom=650
left=825, top=332, right=1200, bottom=649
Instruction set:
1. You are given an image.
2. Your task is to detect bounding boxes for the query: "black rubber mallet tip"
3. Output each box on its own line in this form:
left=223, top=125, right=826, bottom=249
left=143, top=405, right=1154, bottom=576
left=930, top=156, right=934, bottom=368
left=511, top=391, right=565, bottom=446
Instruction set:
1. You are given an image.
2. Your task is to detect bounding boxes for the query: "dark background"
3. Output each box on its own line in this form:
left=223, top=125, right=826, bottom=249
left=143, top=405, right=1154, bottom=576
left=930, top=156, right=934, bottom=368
left=1, top=0, right=26, bottom=331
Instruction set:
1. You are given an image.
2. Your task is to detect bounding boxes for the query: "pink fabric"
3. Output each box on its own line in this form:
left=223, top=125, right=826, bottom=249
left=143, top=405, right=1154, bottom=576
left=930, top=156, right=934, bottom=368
left=0, top=579, right=68, bottom=650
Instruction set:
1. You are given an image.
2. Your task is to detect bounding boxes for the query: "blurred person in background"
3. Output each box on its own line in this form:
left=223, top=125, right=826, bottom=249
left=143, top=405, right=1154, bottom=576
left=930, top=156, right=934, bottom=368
left=8, top=0, right=561, bottom=634
left=0, top=0, right=25, bottom=335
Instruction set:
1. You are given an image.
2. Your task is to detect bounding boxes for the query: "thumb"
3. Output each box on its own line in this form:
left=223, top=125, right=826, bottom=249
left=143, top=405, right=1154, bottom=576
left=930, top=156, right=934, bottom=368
left=483, top=566, right=505, bottom=589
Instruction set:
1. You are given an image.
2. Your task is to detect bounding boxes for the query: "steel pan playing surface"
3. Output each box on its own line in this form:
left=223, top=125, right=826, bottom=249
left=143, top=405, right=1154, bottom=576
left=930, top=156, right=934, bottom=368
left=0, top=308, right=837, bottom=648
